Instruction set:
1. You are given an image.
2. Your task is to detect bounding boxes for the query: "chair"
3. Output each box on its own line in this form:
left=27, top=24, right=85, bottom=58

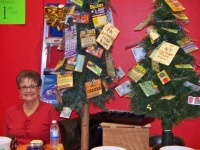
left=149, top=134, right=185, bottom=147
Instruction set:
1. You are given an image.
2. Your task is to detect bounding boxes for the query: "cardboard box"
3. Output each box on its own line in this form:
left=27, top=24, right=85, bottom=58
left=101, top=122, right=151, bottom=150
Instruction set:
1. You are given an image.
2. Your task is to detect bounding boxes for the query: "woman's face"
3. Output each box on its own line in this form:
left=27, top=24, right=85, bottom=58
left=18, top=78, right=41, bottom=102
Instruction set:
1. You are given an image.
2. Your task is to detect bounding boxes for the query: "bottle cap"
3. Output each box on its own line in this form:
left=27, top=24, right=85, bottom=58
left=52, top=120, right=57, bottom=123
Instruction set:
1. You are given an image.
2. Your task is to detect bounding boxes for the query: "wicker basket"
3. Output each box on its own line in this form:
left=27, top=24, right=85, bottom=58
left=101, top=123, right=151, bottom=150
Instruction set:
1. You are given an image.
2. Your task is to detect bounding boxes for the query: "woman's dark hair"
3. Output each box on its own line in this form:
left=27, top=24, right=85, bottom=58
left=16, top=70, right=42, bottom=88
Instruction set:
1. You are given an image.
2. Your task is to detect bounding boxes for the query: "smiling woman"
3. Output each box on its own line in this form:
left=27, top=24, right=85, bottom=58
left=0, top=0, right=200, bottom=148
left=3, top=70, right=59, bottom=145
left=17, top=70, right=42, bottom=117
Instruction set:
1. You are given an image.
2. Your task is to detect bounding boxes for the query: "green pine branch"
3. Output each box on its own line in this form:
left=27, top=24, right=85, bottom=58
left=55, top=0, right=116, bottom=114
left=129, top=0, right=200, bottom=130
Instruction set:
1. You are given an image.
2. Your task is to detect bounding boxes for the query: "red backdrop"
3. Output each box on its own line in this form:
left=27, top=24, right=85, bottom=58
left=0, top=0, right=200, bottom=148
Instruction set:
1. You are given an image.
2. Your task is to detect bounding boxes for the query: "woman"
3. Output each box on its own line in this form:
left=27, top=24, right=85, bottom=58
left=4, top=70, right=59, bottom=144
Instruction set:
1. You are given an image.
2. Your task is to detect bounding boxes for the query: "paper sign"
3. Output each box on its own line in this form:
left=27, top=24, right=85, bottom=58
left=0, top=0, right=25, bottom=24
left=150, top=41, right=179, bottom=66
left=128, top=64, right=147, bottom=82
left=57, top=71, right=73, bottom=90
left=157, top=70, right=170, bottom=84
left=64, top=25, right=77, bottom=58
left=173, top=13, right=188, bottom=20
left=188, top=96, right=200, bottom=105
left=106, top=8, right=114, bottom=25
left=115, top=80, right=132, bottom=97
left=146, top=25, right=160, bottom=41
left=105, top=52, right=116, bottom=78
left=116, top=66, right=125, bottom=80
left=152, top=60, right=160, bottom=72
left=85, top=79, right=102, bottom=99
left=71, top=0, right=83, bottom=7
left=66, top=56, right=76, bottom=71
left=134, top=13, right=153, bottom=30
left=177, top=37, right=198, bottom=53
left=131, top=46, right=146, bottom=62
left=160, top=95, right=175, bottom=100
left=161, top=27, right=178, bottom=34
left=96, top=23, right=120, bottom=50
left=89, top=2, right=104, bottom=14
left=80, top=29, right=96, bottom=48
left=74, top=54, right=85, bottom=72
left=184, top=81, right=200, bottom=92
left=60, top=107, right=72, bottom=118
left=73, top=12, right=90, bottom=24
left=165, top=0, right=185, bottom=12
left=175, top=64, right=193, bottom=69
left=139, top=80, right=160, bottom=97
left=92, top=14, right=107, bottom=28
left=86, top=61, right=102, bottom=76
left=86, top=46, right=104, bottom=58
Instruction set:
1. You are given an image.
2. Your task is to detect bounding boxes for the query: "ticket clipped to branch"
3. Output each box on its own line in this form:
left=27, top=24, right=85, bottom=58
left=115, top=80, right=132, bottom=97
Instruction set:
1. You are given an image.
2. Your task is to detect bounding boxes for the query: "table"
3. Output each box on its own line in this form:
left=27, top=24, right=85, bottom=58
left=17, top=144, right=51, bottom=150
left=17, top=145, right=200, bottom=150
left=149, top=148, right=200, bottom=150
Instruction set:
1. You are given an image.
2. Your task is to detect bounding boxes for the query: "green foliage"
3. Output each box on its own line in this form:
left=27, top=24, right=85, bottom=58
left=129, top=0, right=200, bottom=130
left=55, top=0, right=115, bottom=114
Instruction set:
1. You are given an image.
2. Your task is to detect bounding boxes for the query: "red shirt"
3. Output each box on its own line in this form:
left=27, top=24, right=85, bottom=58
left=5, top=101, right=59, bottom=144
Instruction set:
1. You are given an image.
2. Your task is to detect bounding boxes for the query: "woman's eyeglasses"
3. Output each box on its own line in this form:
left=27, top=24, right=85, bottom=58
left=19, top=85, right=39, bottom=91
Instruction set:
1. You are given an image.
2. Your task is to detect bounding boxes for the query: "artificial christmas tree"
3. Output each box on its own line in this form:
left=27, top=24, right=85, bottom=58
left=43, top=0, right=119, bottom=149
left=126, top=0, right=200, bottom=149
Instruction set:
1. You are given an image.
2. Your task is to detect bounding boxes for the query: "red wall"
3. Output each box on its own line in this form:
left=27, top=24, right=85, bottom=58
left=1, top=0, right=200, bottom=148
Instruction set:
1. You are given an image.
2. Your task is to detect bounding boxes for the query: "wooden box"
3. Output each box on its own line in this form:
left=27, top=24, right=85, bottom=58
left=101, top=122, right=151, bottom=150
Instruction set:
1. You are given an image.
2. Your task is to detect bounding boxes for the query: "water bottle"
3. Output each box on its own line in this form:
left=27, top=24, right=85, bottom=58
left=50, top=120, right=59, bottom=149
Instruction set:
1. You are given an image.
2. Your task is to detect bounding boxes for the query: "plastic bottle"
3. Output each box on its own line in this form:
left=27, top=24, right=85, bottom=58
left=50, top=120, right=59, bottom=149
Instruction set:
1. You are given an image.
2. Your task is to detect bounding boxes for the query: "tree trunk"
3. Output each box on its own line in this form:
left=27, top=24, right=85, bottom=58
left=162, top=130, right=173, bottom=146
left=161, top=118, right=173, bottom=146
left=152, top=130, right=173, bottom=150
left=81, top=103, right=89, bottom=150
left=153, top=118, right=173, bottom=150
